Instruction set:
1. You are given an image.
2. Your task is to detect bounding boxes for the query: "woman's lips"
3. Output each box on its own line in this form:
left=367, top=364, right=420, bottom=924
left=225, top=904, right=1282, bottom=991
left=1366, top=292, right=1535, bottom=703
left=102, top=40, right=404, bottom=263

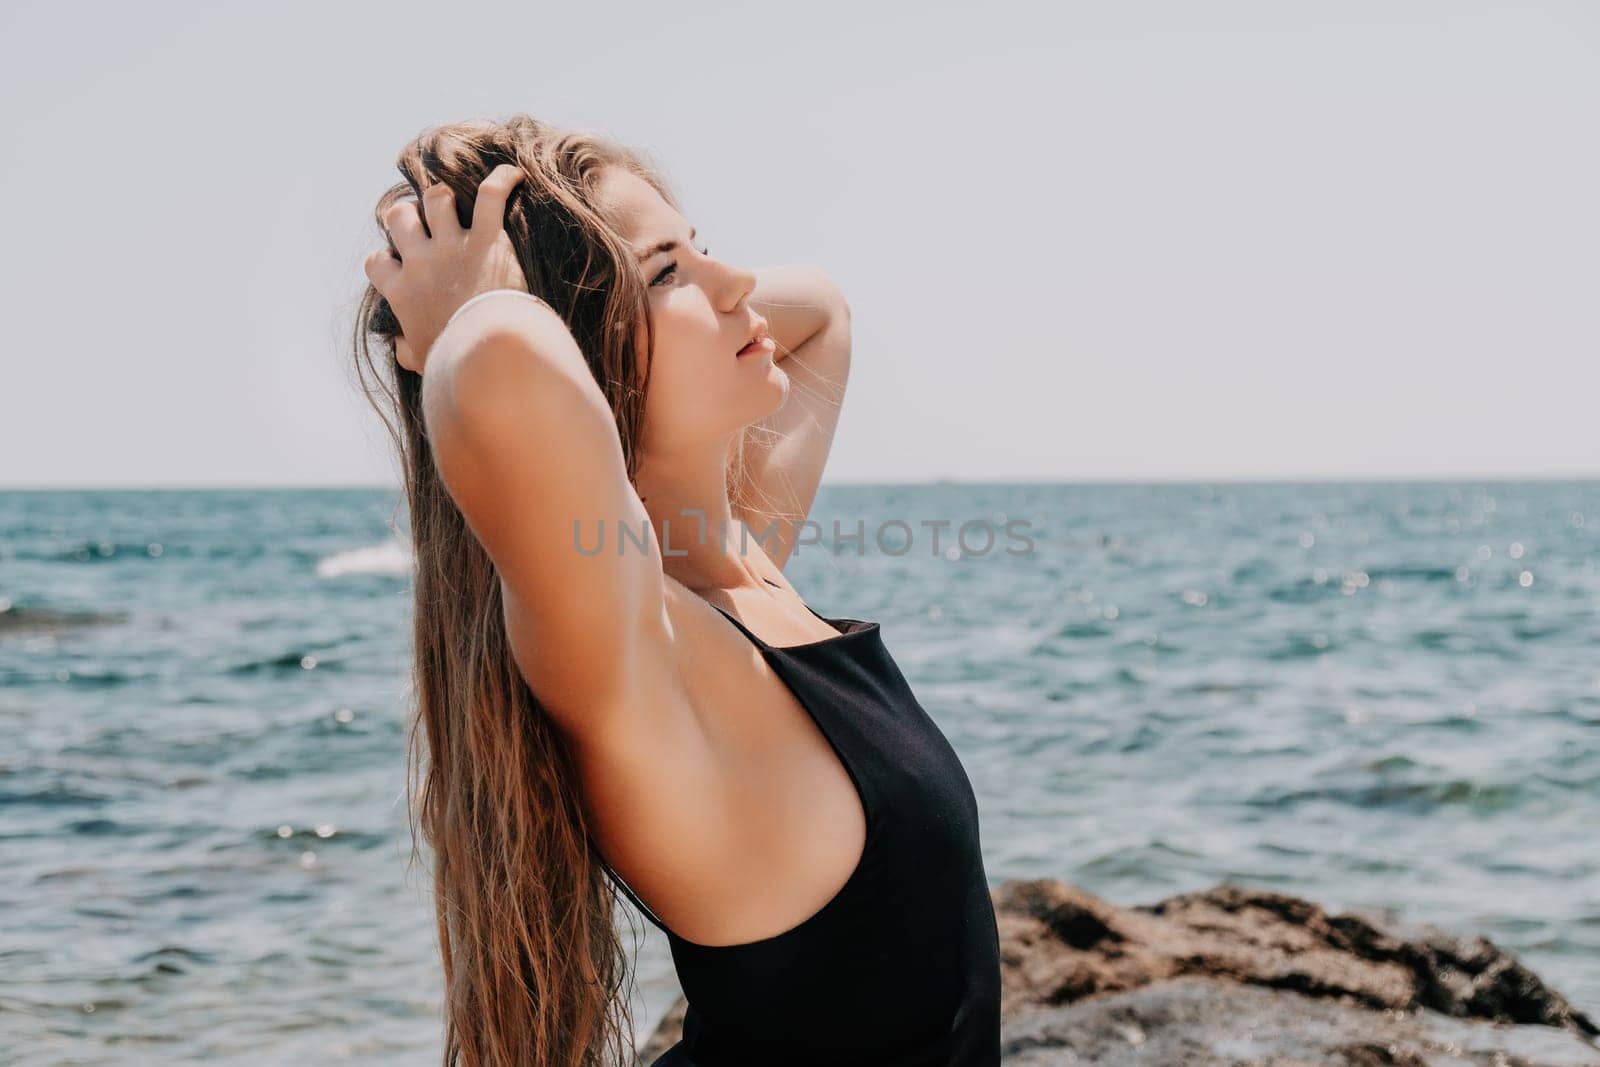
left=737, top=335, right=776, bottom=358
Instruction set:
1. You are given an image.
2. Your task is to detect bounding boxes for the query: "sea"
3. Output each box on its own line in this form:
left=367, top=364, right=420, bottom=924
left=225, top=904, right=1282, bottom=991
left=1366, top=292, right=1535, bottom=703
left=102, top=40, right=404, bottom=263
left=2, top=481, right=1596, bottom=1064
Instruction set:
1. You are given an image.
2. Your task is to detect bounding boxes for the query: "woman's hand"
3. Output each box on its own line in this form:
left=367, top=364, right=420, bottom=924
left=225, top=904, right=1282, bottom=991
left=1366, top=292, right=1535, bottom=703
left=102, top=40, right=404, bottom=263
left=363, top=163, right=529, bottom=374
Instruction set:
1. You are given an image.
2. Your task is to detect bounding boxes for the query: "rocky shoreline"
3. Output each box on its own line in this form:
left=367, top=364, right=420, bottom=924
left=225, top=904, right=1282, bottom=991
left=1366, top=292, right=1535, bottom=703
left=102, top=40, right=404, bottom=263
left=637, top=880, right=1599, bottom=1065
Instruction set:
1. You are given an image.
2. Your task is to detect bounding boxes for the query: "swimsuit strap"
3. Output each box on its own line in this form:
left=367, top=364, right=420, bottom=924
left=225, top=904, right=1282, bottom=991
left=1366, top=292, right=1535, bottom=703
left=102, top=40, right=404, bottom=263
left=597, top=851, right=674, bottom=935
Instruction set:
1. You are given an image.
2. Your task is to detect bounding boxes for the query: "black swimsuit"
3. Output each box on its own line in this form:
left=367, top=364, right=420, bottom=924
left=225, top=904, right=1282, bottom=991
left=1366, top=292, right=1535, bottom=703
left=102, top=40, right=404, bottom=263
left=598, top=593, right=1002, bottom=1066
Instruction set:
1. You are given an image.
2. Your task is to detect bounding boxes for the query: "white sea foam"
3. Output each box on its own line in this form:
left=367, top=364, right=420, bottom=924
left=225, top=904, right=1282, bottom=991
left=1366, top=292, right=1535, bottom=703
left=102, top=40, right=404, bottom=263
left=314, top=539, right=411, bottom=578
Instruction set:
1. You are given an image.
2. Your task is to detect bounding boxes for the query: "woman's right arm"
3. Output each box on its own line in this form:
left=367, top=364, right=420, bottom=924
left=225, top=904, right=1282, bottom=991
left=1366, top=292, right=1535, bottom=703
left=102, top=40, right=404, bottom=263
left=420, top=292, right=674, bottom=735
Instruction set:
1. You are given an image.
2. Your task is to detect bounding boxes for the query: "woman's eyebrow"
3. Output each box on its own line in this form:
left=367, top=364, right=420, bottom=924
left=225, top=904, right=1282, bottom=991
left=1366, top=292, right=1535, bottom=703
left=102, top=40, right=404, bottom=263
left=634, top=226, right=697, bottom=262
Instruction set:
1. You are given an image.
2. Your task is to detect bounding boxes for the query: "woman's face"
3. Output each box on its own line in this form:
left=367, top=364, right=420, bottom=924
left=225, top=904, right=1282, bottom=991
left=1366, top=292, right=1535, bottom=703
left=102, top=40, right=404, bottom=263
left=595, top=168, right=787, bottom=457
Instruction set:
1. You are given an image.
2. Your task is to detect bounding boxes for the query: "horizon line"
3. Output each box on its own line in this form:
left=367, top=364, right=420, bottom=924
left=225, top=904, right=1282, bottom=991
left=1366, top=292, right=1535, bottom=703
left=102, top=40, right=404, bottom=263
left=3, top=471, right=1598, bottom=492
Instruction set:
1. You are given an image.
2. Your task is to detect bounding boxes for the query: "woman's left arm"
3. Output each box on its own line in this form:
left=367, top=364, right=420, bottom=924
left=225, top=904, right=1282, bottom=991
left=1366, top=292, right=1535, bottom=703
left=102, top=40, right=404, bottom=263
left=738, top=263, right=853, bottom=571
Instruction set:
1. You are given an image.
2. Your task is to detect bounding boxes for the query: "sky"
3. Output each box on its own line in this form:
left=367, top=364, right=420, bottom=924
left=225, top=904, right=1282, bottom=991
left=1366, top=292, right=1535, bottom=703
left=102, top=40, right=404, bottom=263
left=1, top=0, right=1595, bottom=488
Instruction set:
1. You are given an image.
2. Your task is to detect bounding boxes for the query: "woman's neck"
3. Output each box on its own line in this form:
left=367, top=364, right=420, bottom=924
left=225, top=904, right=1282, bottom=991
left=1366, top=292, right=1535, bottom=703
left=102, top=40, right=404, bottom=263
left=634, top=445, right=764, bottom=593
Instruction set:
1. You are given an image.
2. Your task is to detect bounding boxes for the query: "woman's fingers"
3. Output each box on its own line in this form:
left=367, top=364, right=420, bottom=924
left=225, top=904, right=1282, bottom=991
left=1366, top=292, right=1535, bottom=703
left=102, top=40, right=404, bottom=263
left=393, top=333, right=418, bottom=372
left=363, top=245, right=401, bottom=294
left=383, top=200, right=427, bottom=257
left=421, top=181, right=463, bottom=240
left=470, top=163, right=526, bottom=236
left=363, top=163, right=529, bottom=368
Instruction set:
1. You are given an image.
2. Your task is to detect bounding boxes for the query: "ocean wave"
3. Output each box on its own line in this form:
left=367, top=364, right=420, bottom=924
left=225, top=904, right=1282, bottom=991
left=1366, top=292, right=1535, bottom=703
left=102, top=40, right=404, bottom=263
left=314, top=539, right=411, bottom=578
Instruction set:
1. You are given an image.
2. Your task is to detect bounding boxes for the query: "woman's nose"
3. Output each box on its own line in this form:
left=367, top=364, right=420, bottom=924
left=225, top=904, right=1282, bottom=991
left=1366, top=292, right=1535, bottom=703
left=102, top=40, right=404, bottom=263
left=712, top=257, right=757, bottom=312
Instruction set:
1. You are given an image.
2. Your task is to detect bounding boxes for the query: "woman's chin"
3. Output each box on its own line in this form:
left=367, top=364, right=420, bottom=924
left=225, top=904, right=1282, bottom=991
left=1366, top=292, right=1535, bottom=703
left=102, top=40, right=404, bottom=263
left=760, top=364, right=790, bottom=409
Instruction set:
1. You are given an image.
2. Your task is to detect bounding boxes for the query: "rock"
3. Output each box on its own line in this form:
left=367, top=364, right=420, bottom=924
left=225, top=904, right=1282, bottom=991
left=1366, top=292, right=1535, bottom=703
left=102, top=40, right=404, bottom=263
left=0, top=603, right=127, bottom=635
left=999, top=976, right=1600, bottom=1066
left=636, top=879, right=1600, bottom=1065
left=636, top=998, right=689, bottom=1064
left=997, top=880, right=1596, bottom=1035
left=993, top=879, right=1598, bottom=1065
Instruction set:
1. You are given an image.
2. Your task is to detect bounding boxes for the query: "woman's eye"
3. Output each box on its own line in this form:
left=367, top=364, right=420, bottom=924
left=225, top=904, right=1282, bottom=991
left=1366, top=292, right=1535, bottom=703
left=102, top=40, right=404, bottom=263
left=650, top=246, right=709, bottom=287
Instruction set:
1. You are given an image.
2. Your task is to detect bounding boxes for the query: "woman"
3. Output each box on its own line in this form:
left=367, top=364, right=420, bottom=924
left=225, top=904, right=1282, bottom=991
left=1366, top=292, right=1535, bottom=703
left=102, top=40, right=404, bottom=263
left=353, top=115, right=1001, bottom=1067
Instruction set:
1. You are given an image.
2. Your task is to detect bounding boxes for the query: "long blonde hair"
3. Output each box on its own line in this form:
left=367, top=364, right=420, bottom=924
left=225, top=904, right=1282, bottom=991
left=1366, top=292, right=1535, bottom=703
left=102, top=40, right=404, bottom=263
left=349, top=114, right=750, bottom=1066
